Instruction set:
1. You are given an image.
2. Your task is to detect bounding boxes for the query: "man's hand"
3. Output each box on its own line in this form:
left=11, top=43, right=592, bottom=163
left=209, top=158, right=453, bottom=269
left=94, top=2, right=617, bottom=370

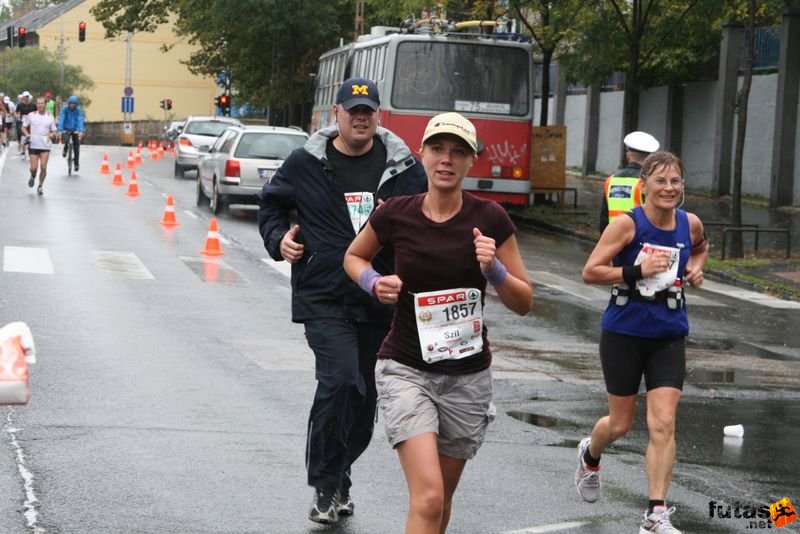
left=280, top=225, right=304, bottom=264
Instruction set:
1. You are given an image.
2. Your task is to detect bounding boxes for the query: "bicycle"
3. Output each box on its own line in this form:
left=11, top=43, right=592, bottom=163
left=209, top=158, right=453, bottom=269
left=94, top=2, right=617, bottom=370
left=61, top=131, right=79, bottom=176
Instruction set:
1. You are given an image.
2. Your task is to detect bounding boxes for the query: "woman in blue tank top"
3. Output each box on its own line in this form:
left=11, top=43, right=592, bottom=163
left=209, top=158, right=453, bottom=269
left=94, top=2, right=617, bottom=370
left=575, top=152, right=708, bottom=534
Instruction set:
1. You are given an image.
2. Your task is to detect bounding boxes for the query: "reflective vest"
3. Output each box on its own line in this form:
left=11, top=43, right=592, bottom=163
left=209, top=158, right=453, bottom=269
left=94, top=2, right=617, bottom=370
left=604, top=175, right=642, bottom=223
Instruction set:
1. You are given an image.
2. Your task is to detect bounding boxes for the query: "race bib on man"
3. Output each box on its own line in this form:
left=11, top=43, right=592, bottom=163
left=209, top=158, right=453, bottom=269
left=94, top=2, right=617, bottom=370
left=634, top=243, right=680, bottom=296
left=344, top=192, right=374, bottom=233
left=414, top=288, right=483, bottom=364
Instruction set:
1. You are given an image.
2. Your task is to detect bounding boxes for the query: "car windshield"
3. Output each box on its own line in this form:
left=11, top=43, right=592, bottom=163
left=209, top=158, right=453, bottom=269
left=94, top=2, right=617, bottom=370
left=184, top=120, right=234, bottom=137
left=234, top=132, right=307, bottom=159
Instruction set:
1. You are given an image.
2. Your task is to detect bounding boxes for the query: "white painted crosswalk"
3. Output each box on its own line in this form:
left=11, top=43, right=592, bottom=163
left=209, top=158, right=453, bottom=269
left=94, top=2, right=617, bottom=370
left=2, top=246, right=54, bottom=275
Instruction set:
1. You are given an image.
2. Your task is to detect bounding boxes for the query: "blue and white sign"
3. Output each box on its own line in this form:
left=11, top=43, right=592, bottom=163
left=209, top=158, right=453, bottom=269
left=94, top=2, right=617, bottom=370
left=121, top=96, right=134, bottom=113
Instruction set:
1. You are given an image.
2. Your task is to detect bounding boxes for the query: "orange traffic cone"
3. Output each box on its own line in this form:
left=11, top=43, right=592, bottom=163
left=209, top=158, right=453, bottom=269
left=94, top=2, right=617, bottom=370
left=135, top=147, right=143, bottom=165
left=111, top=163, right=124, bottom=185
left=126, top=171, right=140, bottom=197
left=157, top=143, right=165, bottom=159
left=199, top=217, right=225, bottom=256
left=150, top=145, right=159, bottom=160
left=125, top=151, right=136, bottom=170
left=99, top=153, right=110, bottom=175
left=160, top=195, right=179, bottom=227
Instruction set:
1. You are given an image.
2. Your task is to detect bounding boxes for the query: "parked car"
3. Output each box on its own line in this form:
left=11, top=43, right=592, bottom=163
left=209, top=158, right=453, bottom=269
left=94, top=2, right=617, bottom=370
left=174, top=115, right=242, bottom=178
left=196, top=125, right=308, bottom=214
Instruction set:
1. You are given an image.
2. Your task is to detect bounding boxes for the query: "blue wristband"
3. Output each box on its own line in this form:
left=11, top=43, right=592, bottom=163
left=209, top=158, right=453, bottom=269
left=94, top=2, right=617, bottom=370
left=482, top=259, right=508, bottom=286
left=358, top=268, right=381, bottom=297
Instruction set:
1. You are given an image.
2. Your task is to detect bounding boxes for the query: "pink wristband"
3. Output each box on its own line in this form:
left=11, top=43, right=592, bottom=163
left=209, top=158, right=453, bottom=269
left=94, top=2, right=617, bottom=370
left=358, top=268, right=381, bottom=297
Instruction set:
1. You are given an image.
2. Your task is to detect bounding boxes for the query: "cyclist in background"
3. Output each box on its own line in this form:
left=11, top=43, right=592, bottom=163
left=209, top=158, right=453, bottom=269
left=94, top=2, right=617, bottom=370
left=58, top=96, right=85, bottom=172
left=16, top=91, right=37, bottom=158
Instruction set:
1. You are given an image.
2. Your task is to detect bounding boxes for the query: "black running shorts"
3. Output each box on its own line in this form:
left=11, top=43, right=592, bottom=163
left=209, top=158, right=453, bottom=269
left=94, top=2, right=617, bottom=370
left=599, top=329, right=685, bottom=396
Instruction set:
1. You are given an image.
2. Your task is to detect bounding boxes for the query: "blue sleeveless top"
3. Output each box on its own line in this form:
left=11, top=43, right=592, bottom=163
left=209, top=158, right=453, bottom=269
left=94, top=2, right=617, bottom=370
left=601, top=207, right=692, bottom=339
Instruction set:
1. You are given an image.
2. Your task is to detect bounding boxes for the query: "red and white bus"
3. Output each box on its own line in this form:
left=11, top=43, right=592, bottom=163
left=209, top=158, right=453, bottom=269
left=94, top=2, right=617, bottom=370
left=312, top=22, right=533, bottom=207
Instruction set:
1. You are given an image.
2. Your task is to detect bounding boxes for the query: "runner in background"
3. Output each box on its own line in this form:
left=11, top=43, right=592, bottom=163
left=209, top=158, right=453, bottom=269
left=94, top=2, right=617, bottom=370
left=256, top=77, right=427, bottom=525
left=22, top=97, right=57, bottom=195
left=16, top=91, right=37, bottom=158
left=578, top=151, right=708, bottom=534
left=344, top=112, right=532, bottom=534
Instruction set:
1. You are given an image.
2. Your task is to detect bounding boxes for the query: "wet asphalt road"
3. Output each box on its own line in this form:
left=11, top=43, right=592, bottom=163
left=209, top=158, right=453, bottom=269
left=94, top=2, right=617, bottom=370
left=0, top=145, right=798, bottom=533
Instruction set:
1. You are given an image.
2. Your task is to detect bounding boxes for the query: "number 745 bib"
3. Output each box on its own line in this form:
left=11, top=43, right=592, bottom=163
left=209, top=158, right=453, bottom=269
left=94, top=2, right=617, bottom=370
left=414, top=288, right=483, bottom=364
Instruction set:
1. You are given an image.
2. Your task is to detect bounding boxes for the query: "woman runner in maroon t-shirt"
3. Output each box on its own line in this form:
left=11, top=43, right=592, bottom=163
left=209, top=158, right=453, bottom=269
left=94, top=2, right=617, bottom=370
left=344, top=112, right=532, bottom=534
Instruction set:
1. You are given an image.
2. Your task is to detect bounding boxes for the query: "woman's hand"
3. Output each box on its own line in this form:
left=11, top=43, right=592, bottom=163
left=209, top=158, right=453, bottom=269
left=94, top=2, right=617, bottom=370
left=473, top=228, right=496, bottom=272
left=374, top=274, right=403, bottom=304
left=641, top=250, right=672, bottom=278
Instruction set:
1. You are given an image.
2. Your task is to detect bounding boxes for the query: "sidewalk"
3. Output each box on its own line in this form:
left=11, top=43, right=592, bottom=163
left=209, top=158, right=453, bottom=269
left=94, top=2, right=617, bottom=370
left=518, top=173, right=800, bottom=301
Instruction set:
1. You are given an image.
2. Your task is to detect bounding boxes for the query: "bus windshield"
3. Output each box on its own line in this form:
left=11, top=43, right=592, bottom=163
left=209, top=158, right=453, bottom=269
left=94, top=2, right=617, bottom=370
left=391, top=41, right=530, bottom=116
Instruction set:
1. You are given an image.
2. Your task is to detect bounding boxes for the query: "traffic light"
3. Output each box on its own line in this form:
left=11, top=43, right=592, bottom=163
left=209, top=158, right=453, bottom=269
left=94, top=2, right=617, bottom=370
left=78, top=22, right=86, bottom=42
left=159, top=99, right=165, bottom=110
left=218, top=94, right=230, bottom=116
left=18, top=27, right=26, bottom=48
left=166, top=99, right=172, bottom=110
left=6, top=26, right=13, bottom=48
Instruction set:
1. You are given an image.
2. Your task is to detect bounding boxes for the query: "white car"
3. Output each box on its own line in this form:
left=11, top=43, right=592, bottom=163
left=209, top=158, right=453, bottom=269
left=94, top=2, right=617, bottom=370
left=196, top=125, right=308, bottom=214
left=174, top=115, right=242, bottom=177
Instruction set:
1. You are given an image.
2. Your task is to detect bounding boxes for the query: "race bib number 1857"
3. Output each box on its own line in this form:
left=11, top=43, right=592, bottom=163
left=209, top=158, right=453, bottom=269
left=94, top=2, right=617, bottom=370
left=414, top=288, right=483, bottom=364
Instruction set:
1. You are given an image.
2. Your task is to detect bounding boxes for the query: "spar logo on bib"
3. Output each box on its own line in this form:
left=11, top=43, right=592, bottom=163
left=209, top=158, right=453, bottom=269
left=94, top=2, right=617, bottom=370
left=417, top=290, right=468, bottom=307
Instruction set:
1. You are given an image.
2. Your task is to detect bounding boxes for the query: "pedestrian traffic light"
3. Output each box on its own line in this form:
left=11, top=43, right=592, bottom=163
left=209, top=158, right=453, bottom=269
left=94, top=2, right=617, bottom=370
left=6, top=26, right=13, bottom=48
left=166, top=99, right=172, bottom=110
left=78, top=22, right=86, bottom=42
left=18, top=27, right=26, bottom=48
left=159, top=99, right=165, bottom=110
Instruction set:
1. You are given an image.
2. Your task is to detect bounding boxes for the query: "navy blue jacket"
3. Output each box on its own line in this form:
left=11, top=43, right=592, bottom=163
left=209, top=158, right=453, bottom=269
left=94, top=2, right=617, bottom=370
left=257, top=126, right=428, bottom=323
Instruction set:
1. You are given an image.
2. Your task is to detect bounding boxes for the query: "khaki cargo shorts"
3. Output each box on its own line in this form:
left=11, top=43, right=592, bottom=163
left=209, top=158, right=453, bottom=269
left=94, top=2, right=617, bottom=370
left=375, top=358, right=496, bottom=460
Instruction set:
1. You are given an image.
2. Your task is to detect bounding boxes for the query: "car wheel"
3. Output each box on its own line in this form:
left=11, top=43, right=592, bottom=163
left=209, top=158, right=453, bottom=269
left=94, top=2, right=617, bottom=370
left=196, top=176, right=208, bottom=207
left=174, top=161, right=184, bottom=178
left=210, top=178, right=225, bottom=214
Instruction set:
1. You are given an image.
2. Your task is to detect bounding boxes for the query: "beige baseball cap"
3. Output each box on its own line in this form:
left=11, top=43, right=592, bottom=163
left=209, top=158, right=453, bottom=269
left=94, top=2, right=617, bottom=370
left=422, top=112, right=477, bottom=153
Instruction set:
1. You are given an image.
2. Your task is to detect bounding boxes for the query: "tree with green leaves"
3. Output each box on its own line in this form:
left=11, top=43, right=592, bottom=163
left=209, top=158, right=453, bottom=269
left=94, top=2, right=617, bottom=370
left=0, top=48, right=93, bottom=105
left=511, top=0, right=589, bottom=126
left=560, top=0, right=724, bottom=146
left=92, top=0, right=355, bottom=126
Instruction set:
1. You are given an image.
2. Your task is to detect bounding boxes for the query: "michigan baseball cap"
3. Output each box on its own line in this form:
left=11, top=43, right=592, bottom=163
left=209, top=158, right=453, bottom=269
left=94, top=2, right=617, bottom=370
left=623, top=131, right=659, bottom=154
left=335, top=77, right=380, bottom=111
left=422, top=112, right=478, bottom=153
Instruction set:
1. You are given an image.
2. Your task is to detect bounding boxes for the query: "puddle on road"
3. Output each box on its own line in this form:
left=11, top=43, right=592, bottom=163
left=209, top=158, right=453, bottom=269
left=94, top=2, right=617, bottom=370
left=180, top=256, right=247, bottom=285
left=507, top=410, right=561, bottom=428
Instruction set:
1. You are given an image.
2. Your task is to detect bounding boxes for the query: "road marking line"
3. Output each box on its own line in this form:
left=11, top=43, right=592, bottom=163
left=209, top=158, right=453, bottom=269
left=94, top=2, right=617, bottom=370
left=701, top=280, right=800, bottom=309
left=182, top=210, right=198, bottom=219
left=92, top=251, right=155, bottom=279
left=501, top=520, right=591, bottom=533
left=2, top=246, right=54, bottom=274
left=261, top=257, right=291, bottom=279
left=5, top=411, right=40, bottom=530
left=528, top=270, right=608, bottom=301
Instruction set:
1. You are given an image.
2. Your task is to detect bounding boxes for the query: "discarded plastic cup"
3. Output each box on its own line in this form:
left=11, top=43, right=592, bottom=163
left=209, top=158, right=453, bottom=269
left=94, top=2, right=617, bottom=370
left=723, top=424, right=744, bottom=437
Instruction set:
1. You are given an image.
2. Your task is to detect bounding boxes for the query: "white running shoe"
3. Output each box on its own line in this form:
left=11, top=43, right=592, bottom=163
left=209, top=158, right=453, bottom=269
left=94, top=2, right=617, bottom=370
left=639, top=505, right=682, bottom=533
left=575, top=437, right=601, bottom=503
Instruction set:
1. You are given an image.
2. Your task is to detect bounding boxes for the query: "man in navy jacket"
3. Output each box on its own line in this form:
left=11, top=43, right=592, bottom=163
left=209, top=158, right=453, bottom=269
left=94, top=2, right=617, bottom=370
left=257, top=77, right=427, bottom=525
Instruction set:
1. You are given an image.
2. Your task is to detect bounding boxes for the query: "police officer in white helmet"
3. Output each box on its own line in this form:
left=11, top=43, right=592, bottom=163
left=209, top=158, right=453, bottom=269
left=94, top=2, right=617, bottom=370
left=599, top=131, right=660, bottom=234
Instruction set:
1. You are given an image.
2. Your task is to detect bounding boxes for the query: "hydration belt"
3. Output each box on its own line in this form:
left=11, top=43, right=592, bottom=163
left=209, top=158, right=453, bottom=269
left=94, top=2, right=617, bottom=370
left=610, top=282, right=684, bottom=309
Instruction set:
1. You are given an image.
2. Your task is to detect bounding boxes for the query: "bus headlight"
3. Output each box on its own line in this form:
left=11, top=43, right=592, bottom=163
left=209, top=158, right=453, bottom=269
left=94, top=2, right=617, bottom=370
left=491, top=165, right=502, bottom=177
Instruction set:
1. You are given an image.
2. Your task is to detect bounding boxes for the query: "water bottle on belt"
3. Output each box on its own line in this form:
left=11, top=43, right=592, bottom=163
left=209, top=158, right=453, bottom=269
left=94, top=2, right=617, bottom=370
left=667, top=279, right=683, bottom=310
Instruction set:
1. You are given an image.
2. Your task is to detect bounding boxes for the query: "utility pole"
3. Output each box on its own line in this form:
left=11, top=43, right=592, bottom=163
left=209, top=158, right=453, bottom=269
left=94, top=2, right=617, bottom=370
left=59, top=14, right=64, bottom=93
left=122, top=31, right=134, bottom=145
